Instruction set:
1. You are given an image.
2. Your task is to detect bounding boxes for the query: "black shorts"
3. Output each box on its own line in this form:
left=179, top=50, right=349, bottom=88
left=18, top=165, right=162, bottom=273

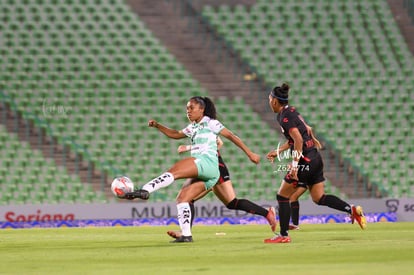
left=217, top=154, right=230, bottom=184
left=284, top=149, right=325, bottom=186
left=296, top=182, right=307, bottom=189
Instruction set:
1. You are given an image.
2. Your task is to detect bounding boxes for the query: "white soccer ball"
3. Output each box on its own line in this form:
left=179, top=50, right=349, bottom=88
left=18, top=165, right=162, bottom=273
left=111, top=176, right=134, bottom=198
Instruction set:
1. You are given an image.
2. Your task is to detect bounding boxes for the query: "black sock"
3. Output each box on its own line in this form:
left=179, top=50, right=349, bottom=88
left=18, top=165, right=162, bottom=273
left=290, top=201, right=300, bottom=226
left=317, top=194, right=352, bottom=214
left=226, top=198, right=268, bottom=217
left=189, top=201, right=195, bottom=228
left=277, top=194, right=290, bottom=236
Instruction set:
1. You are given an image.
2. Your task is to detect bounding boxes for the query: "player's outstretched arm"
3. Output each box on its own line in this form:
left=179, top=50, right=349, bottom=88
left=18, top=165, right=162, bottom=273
left=177, top=145, right=191, bottom=153
left=148, top=119, right=186, bottom=139
left=305, top=124, right=322, bottom=149
left=177, top=136, right=224, bottom=154
left=267, top=141, right=290, bottom=163
left=219, top=128, right=260, bottom=164
left=216, top=136, right=224, bottom=150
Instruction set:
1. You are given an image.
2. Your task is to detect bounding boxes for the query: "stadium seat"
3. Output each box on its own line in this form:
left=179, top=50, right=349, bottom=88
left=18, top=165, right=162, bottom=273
left=201, top=0, right=414, bottom=198
left=0, top=124, right=106, bottom=204
left=2, top=0, right=412, bottom=202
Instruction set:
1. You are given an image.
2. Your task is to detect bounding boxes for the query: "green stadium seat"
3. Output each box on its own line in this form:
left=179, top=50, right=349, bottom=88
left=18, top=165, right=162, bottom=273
left=200, top=0, right=414, bottom=198
left=2, top=0, right=412, bottom=203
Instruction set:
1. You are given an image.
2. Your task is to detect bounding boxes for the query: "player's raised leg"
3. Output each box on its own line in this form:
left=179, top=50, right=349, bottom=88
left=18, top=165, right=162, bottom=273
left=125, top=157, right=199, bottom=200
left=351, top=205, right=367, bottom=229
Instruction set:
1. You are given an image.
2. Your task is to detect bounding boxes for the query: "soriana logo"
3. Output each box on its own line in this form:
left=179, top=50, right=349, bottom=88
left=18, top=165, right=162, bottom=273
left=5, top=209, right=75, bottom=222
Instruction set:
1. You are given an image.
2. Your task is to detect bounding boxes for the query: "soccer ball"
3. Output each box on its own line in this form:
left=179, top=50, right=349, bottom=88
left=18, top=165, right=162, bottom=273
left=111, top=176, right=134, bottom=198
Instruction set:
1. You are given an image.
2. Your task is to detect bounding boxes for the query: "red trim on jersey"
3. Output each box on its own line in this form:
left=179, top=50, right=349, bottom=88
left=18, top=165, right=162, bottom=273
left=302, top=156, right=311, bottom=162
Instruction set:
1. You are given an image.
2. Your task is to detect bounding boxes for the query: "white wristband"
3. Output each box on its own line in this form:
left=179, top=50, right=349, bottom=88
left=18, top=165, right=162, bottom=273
left=291, top=160, right=298, bottom=168
left=185, top=145, right=191, bottom=151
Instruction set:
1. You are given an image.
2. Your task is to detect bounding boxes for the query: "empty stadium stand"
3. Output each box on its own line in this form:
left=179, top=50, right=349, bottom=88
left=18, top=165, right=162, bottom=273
left=0, top=123, right=106, bottom=204
left=201, top=0, right=414, bottom=197
left=1, top=0, right=413, bottom=205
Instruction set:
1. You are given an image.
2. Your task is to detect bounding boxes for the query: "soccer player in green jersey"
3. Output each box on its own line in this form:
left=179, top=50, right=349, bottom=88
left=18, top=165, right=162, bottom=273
left=125, top=96, right=260, bottom=242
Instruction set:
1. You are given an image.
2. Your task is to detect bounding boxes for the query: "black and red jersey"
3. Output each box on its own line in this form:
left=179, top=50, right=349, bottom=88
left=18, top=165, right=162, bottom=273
left=276, top=105, right=315, bottom=152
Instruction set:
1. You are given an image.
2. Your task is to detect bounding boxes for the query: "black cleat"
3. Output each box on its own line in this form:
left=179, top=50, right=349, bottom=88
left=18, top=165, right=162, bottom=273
left=170, top=236, right=193, bottom=243
left=124, top=189, right=150, bottom=200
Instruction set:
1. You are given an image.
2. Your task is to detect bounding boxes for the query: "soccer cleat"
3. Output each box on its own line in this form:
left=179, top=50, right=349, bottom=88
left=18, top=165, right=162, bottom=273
left=351, top=205, right=367, bottom=229
left=167, top=230, right=182, bottom=239
left=170, top=235, right=193, bottom=243
left=265, top=207, right=277, bottom=233
left=124, top=189, right=150, bottom=200
left=288, top=224, right=300, bottom=230
left=264, top=234, right=291, bottom=244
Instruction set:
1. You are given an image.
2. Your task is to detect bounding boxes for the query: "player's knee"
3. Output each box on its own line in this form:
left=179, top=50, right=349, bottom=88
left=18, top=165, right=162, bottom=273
left=290, top=194, right=299, bottom=201
left=226, top=198, right=238, bottom=209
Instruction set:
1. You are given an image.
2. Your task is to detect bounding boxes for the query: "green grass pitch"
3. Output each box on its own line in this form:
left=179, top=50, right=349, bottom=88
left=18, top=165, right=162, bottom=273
left=1, top=222, right=413, bottom=275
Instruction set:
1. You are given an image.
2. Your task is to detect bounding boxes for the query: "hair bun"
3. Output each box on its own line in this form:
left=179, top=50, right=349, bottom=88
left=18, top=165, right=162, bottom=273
left=281, top=83, right=290, bottom=92
left=272, top=82, right=289, bottom=100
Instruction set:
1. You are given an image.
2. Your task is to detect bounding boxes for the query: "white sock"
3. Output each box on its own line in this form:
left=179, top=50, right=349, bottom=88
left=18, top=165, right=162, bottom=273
left=177, top=202, right=192, bottom=237
left=141, top=172, right=174, bottom=194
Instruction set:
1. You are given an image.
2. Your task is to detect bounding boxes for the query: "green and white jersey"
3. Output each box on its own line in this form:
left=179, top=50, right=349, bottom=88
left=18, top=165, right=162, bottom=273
left=182, top=116, right=224, bottom=159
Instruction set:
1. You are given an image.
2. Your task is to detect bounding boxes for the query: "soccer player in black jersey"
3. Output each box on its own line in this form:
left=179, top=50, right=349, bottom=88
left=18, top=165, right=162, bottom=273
left=264, top=83, right=366, bottom=243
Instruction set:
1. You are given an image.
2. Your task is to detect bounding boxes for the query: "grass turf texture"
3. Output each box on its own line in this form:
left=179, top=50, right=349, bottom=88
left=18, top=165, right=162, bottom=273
left=1, top=222, right=413, bottom=275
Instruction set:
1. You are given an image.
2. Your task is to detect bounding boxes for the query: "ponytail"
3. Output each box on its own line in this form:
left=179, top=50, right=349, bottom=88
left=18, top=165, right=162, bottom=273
left=201, top=97, right=217, bottom=119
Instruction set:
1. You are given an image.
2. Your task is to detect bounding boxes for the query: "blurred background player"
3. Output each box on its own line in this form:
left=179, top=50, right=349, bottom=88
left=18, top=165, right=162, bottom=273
left=125, top=96, right=260, bottom=242
left=275, top=123, right=317, bottom=230
left=264, top=83, right=367, bottom=244
left=167, top=137, right=276, bottom=239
